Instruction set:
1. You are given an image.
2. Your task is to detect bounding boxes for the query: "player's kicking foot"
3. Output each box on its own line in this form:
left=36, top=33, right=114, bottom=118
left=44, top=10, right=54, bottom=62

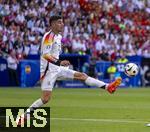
left=107, top=77, right=122, bottom=94
left=16, top=114, right=26, bottom=126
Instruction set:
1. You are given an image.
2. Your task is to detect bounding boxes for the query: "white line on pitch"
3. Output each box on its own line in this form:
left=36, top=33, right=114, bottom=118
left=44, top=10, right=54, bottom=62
left=51, top=118, right=148, bottom=124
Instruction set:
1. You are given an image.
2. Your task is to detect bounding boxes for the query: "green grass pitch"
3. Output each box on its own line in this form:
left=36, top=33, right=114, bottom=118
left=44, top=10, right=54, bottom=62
left=0, top=87, right=150, bottom=132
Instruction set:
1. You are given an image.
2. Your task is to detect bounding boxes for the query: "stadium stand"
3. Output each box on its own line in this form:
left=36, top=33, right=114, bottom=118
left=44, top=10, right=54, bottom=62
left=0, top=0, right=149, bottom=87
left=0, top=0, right=149, bottom=60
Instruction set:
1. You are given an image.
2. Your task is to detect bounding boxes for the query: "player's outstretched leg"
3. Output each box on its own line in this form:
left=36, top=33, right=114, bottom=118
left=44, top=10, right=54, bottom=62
left=73, top=72, right=122, bottom=94
left=16, top=91, right=51, bottom=125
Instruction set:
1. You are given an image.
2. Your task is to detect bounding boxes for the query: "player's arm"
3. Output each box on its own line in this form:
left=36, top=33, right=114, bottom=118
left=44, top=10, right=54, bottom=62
left=42, top=53, right=60, bottom=66
left=41, top=33, right=70, bottom=66
left=43, top=54, right=70, bottom=66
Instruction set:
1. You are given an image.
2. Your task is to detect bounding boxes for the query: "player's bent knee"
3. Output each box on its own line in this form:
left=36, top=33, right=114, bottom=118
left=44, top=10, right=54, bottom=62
left=80, top=73, right=88, bottom=81
left=74, top=72, right=88, bottom=81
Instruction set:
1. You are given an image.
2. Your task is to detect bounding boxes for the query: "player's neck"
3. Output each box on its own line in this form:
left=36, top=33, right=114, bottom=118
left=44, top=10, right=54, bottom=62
left=51, top=29, right=59, bottom=35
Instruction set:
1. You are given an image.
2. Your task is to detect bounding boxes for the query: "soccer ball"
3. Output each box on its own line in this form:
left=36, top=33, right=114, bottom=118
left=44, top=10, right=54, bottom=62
left=124, top=63, right=139, bottom=77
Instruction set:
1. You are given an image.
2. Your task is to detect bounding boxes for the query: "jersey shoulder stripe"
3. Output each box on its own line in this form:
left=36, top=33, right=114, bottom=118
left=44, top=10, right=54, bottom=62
left=43, top=31, right=55, bottom=46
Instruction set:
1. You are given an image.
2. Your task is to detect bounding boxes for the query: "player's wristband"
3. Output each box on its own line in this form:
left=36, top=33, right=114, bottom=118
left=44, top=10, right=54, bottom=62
left=53, top=60, right=61, bottom=66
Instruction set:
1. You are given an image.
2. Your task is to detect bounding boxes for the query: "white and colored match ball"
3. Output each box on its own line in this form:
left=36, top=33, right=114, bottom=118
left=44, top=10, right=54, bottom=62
left=124, top=63, right=139, bottom=77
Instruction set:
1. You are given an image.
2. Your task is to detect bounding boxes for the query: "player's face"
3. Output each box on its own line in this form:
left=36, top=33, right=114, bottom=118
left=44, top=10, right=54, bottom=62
left=55, top=19, right=64, bottom=33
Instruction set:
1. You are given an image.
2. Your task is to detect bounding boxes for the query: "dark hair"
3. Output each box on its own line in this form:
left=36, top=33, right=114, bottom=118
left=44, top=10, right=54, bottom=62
left=49, top=15, right=62, bottom=25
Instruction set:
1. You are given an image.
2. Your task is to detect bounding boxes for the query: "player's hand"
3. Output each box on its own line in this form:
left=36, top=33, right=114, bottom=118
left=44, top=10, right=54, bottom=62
left=60, top=60, right=70, bottom=66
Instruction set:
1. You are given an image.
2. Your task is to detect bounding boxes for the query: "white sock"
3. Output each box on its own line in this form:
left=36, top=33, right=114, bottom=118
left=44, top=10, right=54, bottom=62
left=29, top=98, right=44, bottom=108
left=85, top=77, right=107, bottom=89
left=25, top=98, right=44, bottom=115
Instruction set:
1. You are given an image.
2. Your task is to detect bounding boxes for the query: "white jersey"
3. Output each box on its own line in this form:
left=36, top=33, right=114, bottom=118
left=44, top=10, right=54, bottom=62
left=40, top=31, right=62, bottom=73
left=40, top=31, right=76, bottom=91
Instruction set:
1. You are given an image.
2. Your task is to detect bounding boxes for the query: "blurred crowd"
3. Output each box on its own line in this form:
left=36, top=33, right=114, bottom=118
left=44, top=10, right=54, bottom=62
left=0, top=0, right=149, bottom=61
